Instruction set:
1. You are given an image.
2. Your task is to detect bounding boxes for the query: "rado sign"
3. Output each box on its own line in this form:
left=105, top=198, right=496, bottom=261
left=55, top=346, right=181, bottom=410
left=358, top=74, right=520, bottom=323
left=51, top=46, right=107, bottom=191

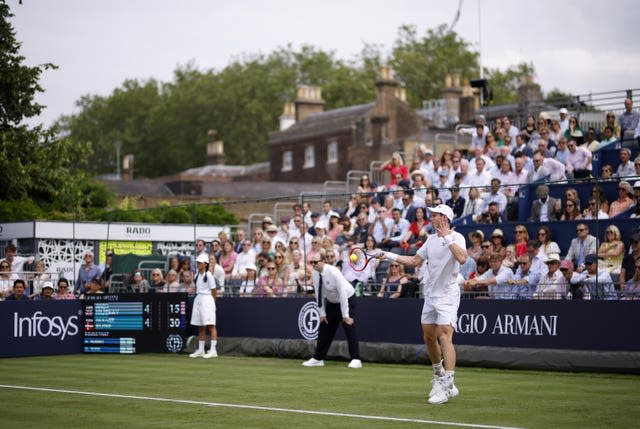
left=126, top=226, right=151, bottom=236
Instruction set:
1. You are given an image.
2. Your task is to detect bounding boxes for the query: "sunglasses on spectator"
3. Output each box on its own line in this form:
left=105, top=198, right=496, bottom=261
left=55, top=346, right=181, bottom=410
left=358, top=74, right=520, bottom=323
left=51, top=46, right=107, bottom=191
left=576, top=228, right=586, bottom=232
left=267, top=267, right=277, bottom=270
left=481, top=245, right=491, bottom=248
left=310, top=260, right=321, bottom=265
left=538, top=232, right=546, bottom=236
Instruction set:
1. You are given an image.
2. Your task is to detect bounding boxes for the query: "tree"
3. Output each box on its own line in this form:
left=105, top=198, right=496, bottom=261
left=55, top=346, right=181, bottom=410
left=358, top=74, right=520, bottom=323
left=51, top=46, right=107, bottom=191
left=484, top=62, right=536, bottom=105
left=0, top=1, right=112, bottom=220
left=390, top=24, right=480, bottom=107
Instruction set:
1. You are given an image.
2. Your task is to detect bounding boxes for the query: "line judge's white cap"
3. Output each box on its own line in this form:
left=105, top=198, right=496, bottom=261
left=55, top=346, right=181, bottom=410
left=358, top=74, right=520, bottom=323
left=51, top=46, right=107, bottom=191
left=428, top=204, right=454, bottom=222
left=196, top=253, right=209, bottom=264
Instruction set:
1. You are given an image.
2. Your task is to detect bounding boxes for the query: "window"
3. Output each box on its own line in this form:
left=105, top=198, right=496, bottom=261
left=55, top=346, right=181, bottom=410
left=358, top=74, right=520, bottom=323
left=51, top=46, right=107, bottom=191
left=327, top=140, right=338, bottom=164
left=303, top=146, right=315, bottom=169
left=281, top=150, right=292, bottom=172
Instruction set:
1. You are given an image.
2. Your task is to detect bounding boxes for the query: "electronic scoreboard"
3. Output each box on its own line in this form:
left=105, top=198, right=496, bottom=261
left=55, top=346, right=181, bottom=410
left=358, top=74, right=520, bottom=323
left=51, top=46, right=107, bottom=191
left=82, top=293, right=188, bottom=353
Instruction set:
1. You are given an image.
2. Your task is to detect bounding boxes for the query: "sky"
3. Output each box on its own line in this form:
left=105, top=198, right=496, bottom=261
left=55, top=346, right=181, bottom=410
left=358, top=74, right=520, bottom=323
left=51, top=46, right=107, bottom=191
left=8, top=0, right=640, bottom=127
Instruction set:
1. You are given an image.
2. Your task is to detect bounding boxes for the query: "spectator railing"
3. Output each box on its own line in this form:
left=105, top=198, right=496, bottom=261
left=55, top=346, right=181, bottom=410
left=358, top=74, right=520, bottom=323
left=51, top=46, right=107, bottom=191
left=323, top=181, right=349, bottom=209
left=273, top=201, right=296, bottom=225
left=346, top=170, right=369, bottom=193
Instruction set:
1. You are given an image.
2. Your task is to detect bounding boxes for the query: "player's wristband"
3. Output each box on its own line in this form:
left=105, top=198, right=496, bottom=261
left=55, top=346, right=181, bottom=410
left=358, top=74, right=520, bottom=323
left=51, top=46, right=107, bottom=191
left=385, top=252, right=399, bottom=261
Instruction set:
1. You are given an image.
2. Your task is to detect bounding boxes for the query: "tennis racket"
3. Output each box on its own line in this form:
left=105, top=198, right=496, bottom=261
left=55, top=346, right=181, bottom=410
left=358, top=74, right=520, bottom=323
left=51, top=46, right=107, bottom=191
left=348, top=248, right=379, bottom=272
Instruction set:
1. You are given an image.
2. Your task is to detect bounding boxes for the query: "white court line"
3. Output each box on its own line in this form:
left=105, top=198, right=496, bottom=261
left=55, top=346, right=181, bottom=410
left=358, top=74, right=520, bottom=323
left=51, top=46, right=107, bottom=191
left=0, top=384, right=526, bottom=429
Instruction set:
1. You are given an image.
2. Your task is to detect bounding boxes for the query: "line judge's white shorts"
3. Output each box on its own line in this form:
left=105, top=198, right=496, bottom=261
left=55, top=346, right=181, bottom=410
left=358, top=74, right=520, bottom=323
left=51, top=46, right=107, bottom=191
left=191, top=293, right=216, bottom=326
left=420, top=293, right=460, bottom=327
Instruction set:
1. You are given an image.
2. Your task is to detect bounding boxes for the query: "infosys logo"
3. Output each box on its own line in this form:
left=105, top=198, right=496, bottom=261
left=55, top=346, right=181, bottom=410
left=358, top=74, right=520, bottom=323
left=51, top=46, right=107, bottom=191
left=13, top=311, right=79, bottom=341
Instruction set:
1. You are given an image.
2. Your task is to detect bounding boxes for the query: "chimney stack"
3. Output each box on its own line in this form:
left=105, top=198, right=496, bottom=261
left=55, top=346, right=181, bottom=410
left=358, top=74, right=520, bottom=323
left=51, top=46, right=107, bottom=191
left=279, top=102, right=296, bottom=130
left=205, top=129, right=225, bottom=166
left=372, top=65, right=399, bottom=144
left=294, top=86, right=325, bottom=122
left=122, top=154, right=134, bottom=181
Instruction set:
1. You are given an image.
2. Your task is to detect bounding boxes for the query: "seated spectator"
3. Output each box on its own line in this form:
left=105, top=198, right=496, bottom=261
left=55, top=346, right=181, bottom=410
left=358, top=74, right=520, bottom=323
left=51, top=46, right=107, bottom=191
left=33, top=280, right=55, bottom=301
left=565, top=223, right=598, bottom=272
left=564, top=187, right=581, bottom=210
left=446, top=185, right=465, bottom=219
left=609, top=181, right=634, bottom=217
left=231, top=240, right=257, bottom=280
left=543, top=156, right=567, bottom=182
left=599, top=125, right=618, bottom=149
left=382, top=151, right=409, bottom=187
left=467, top=157, right=493, bottom=190
left=352, top=212, right=371, bottom=244
left=600, top=164, right=615, bottom=180
left=563, top=116, right=583, bottom=140
left=548, top=119, right=563, bottom=143
left=527, top=150, right=550, bottom=183
left=481, top=178, right=507, bottom=214
left=620, top=234, right=640, bottom=290
left=253, top=262, right=283, bottom=297
left=536, top=226, right=561, bottom=257
left=583, top=197, right=609, bottom=220
left=0, top=259, right=18, bottom=299
left=507, top=254, right=539, bottom=299
left=533, top=254, right=565, bottom=300
left=503, top=244, right=518, bottom=271
left=476, top=252, right=514, bottom=299
left=622, top=260, right=640, bottom=300
left=527, top=239, right=549, bottom=281
left=305, top=238, right=322, bottom=270
left=521, top=115, right=537, bottom=142
left=274, top=250, right=290, bottom=284
left=28, top=259, right=50, bottom=298
left=513, top=225, right=530, bottom=257
left=180, top=270, right=195, bottom=296
left=410, top=170, right=430, bottom=206
left=583, top=127, right=600, bottom=152
left=529, top=184, right=561, bottom=222
left=286, top=250, right=307, bottom=294
left=490, top=228, right=507, bottom=259
left=130, top=271, right=149, bottom=293
left=336, top=215, right=355, bottom=246
left=327, top=212, right=344, bottom=242
left=369, top=207, right=394, bottom=245
left=598, top=225, right=625, bottom=275
left=5, top=279, right=29, bottom=300
left=589, top=185, right=610, bottom=214
left=480, top=240, right=495, bottom=257
left=565, top=140, right=592, bottom=179
left=381, top=208, right=410, bottom=250
left=400, top=207, right=429, bottom=252
left=554, top=136, right=570, bottom=163
left=484, top=132, right=500, bottom=159
left=632, top=181, right=640, bottom=218
left=251, top=228, right=264, bottom=253
left=149, top=268, right=166, bottom=293
left=54, top=278, right=75, bottom=300
left=462, top=187, right=483, bottom=219
left=164, top=270, right=181, bottom=293
left=573, top=254, right=616, bottom=300
left=81, top=276, right=104, bottom=298
left=615, top=148, right=636, bottom=178
left=208, top=254, right=226, bottom=295
left=463, top=255, right=490, bottom=297
left=377, top=261, right=409, bottom=298
left=560, top=199, right=582, bottom=221
left=210, top=239, right=222, bottom=261
left=561, top=260, right=591, bottom=300
left=467, top=230, right=484, bottom=262
left=239, top=264, right=258, bottom=297
left=476, top=201, right=505, bottom=224
left=604, top=111, right=622, bottom=139
left=512, top=133, right=532, bottom=157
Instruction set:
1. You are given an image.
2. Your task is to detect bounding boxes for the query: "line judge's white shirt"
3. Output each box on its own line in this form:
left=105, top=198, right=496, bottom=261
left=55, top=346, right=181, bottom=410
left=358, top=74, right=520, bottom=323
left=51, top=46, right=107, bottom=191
left=312, top=264, right=355, bottom=319
left=417, top=231, right=466, bottom=298
left=194, top=270, right=216, bottom=295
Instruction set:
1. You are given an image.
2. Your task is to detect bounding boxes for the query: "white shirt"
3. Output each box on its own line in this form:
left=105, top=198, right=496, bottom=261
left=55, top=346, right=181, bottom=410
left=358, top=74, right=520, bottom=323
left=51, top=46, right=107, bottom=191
left=194, top=270, right=215, bottom=295
left=417, top=231, right=465, bottom=298
left=232, top=249, right=256, bottom=277
left=313, top=264, right=355, bottom=318
left=487, top=266, right=514, bottom=299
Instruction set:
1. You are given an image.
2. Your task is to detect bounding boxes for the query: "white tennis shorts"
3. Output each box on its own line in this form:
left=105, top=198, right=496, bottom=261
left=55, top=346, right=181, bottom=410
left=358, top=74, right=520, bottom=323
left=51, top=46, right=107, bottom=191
left=191, top=293, right=216, bottom=326
left=420, top=293, right=460, bottom=327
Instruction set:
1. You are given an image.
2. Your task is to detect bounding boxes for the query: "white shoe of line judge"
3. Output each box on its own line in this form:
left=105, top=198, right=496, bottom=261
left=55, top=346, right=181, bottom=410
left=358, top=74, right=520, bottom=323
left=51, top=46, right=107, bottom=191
left=347, top=359, right=362, bottom=368
left=302, top=358, right=325, bottom=367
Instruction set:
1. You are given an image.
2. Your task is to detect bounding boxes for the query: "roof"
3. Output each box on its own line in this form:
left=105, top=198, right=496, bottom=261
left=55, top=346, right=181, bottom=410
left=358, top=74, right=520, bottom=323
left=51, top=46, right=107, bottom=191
left=200, top=181, right=325, bottom=199
left=181, top=162, right=269, bottom=178
left=101, top=178, right=174, bottom=197
left=269, top=102, right=375, bottom=144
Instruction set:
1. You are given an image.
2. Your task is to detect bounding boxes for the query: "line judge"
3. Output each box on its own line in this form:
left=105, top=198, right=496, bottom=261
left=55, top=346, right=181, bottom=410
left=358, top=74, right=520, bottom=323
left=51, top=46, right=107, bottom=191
left=302, top=249, right=362, bottom=369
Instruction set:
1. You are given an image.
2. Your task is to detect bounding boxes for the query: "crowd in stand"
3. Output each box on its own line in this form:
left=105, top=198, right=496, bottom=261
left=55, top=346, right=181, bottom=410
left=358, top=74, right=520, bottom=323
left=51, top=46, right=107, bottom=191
left=2, top=102, right=640, bottom=302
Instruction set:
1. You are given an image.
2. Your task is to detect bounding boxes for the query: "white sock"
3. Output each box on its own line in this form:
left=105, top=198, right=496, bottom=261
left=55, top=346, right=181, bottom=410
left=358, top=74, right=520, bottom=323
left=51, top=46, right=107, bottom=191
left=211, top=340, right=217, bottom=350
left=444, top=370, right=455, bottom=385
left=198, top=340, right=205, bottom=352
left=432, top=361, right=445, bottom=377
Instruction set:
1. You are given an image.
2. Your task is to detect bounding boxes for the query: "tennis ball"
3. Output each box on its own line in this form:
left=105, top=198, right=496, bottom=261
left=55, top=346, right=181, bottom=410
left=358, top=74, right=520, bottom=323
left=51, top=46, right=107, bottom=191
left=350, top=254, right=359, bottom=263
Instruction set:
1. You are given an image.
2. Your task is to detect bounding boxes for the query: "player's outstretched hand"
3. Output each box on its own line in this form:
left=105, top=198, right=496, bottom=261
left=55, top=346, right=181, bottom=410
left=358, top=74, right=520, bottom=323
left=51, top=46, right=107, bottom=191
left=343, top=317, right=354, bottom=325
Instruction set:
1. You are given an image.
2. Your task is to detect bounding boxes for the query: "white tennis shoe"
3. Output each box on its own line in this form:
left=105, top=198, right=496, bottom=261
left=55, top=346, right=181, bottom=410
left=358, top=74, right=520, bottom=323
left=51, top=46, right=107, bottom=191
left=302, top=358, right=324, bottom=367
left=347, top=359, right=362, bottom=368
left=189, top=350, right=205, bottom=358
left=203, top=349, right=218, bottom=358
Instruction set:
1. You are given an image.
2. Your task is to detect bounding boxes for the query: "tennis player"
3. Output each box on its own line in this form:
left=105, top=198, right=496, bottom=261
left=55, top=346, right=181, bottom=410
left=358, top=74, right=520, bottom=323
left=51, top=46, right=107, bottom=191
left=189, top=253, right=218, bottom=358
left=380, top=204, right=467, bottom=404
left=302, top=249, right=362, bottom=369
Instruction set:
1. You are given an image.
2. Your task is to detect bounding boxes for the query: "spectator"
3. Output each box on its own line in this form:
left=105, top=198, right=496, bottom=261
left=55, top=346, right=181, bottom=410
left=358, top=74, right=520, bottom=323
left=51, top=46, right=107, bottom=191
left=5, top=279, right=29, bottom=301
left=76, top=250, right=101, bottom=297
left=54, top=278, right=75, bottom=300
left=2, top=243, right=34, bottom=279
left=488, top=228, right=506, bottom=259
left=463, top=255, right=490, bottom=296
left=231, top=240, right=257, bottom=281
left=600, top=164, right=615, bottom=180
left=521, top=115, right=537, bottom=142
left=369, top=206, right=393, bottom=245
left=620, top=234, right=640, bottom=291
left=381, top=208, right=410, bottom=251
left=288, top=214, right=304, bottom=240
left=165, top=270, right=182, bottom=293
left=446, top=185, right=465, bottom=219
left=81, top=276, right=104, bottom=298
left=609, top=181, right=634, bottom=217
left=149, top=268, right=166, bottom=293
left=573, top=254, right=616, bottom=300
left=599, top=126, right=618, bottom=149
left=565, top=140, right=592, bottom=179
left=357, top=174, right=375, bottom=197
left=400, top=206, right=429, bottom=253
left=33, top=281, right=55, bottom=301
left=130, top=271, right=149, bottom=293
left=101, top=250, right=114, bottom=292
left=208, top=254, right=225, bottom=296
left=218, top=240, right=238, bottom=277
left=416, top=145, right=436, bottom=178
left=195, top=239, right=207, bottom=257
left=285, top=249, right=307, bottom=295
left=533, top=254, right=565, bottom=300
left=583, top=127, right=601, bottom=152
left=620, top=98, right=639, bottom=138
left=565, top=223, right=598, bottom=272
left=561, top=259, right=589, bottom=300
left=622, top=260, right=640, bottom=300
left=481, top=252, right=515, bottom=299
left=462, top=187, right=483, bottom=219
left=169, top=255, right=180, bottom=273
left=210, top=239, right=222, bottom=261
left=558, top=108, right=569, bottom=133
left=548, top=119, right=563, bottom=143
left=261, top=216, right=274, bottom=233
left=302, top=202, right=314, bottom=229
left=233, top=229, right=247, bottom=254
left=502, top=244, right=518, bottom=271
left=410, top=170, right=430, bottom=206
left=615, top=148, right=636, bottom=177
left=542, top=156, right=567, bottom=182
left=527, top=150, right=550, bottom=183
left=467, top=230, right=484, bottom=262
left=598, top=225, right=625, bottom=276
left=604, top=112, right=621, bottom=140
left=274, top=249, right=290, bottom=283
left=536, top=226, right=561, bottom=257
left=468, top=147, right=495, bottom=175
left=253, top=262, right=283, bottom=297
left=583, top=197, right=609, bottom=220
left=382, top=152, right=409, bottom=187
left=563, top=116, right=582, bottom=140
left=239, top=264, right=258, bottom=297
left=377, top=261, right=409, bottom=298
left=590, top=186, right=610, bottom=214
left=502, top=116, right=519, bottom=141
left=508, top=254, right=539, bottom=299
left=29, top=259, right=50, bottom=298
left=554, top=136, right=570, bottom=164
left=477, top=202, right=504, bottom=224
left=306, top=237, right=323, bottom=270
left=480, top=240, right=494, bottom=257
left=484, top=132, right=499, bottom=159
left=513, top=225, right=530, bottom=257
left=529, top=184, right=561, bottom=222
left=481, top=178, right=507, bottom=214
left=251, top=228, right=264, bottom=253
left=511, top=155, right=529, bottom=186
left=560, top=199, right=582, bottom=221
